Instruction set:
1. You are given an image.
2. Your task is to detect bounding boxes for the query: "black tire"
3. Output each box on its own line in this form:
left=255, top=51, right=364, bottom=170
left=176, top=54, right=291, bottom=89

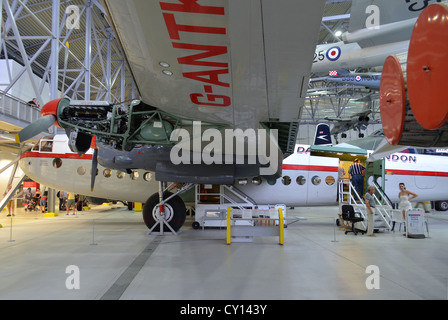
left=192, top=221, right=200, bottom=230
left=435, top=201, right=448, bottom=211
left=143, top=192, right=186, bottom=232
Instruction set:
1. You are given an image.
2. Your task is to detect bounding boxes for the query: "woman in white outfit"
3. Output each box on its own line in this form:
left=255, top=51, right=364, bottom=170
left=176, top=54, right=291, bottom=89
left=398, top=183, right=418, bottom=219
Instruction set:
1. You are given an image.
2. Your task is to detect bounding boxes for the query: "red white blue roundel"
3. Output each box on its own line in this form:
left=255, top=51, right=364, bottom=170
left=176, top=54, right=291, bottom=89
left=355, top=75, right=362, bottom=82
left=326, top=46, right=341, bottom=61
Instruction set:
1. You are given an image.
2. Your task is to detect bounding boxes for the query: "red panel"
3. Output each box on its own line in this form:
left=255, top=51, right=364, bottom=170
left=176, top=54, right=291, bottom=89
left=380, top=55, right=406, bottom=145
left=408, top=3, right=448, bottom=129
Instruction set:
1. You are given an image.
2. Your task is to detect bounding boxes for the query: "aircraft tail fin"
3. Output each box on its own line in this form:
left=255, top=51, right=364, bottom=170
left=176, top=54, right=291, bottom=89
left=348, top=0, right=421, bottom=33
left=314, top=123, right=332, bottom=146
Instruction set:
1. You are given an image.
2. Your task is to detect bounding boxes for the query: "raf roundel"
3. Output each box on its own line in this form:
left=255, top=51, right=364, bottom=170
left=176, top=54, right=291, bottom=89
left=326, top=46, right=341, bottom=61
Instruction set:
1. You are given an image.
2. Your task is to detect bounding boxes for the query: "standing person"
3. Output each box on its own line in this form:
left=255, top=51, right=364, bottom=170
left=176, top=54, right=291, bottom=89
left=338, top=163, right=346, bottom=182
left=58, top=190, right=66, bottom=211
left=66, top=192, right=76, bottom=215
left=365, top=185, right=376, bottom=237
left=349, top=158, right=365, bottom=197
left=40, top=191, right=48, bottom=213
left=4, top=185, right=15, bottom=217
left=398, top=183, right=418, bottom=219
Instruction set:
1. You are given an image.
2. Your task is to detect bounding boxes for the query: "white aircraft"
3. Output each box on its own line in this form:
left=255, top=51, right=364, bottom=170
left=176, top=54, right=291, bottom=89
left=16, top=1, right=327, bottom=231
left=18, top=134, right=448, bottom=233
left=311, top=0, right=426, bottom=74
left=15, top=1, right=448, bottom=233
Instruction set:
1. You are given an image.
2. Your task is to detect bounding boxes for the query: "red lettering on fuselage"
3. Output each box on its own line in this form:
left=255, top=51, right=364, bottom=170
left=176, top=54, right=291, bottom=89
left=159, top=1, right=231, bottom=107
left=160, top=0, right=224, bottom=15
left=162, top=13, right=226, bottom=41
left=174, top=43, right=228, bottom=68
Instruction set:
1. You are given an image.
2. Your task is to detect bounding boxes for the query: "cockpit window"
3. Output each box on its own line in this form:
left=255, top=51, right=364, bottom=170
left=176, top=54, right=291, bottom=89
left=32, top=136, right=55, bottom=152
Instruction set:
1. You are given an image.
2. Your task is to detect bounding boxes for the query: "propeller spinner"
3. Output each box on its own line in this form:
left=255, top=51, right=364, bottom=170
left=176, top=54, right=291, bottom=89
left=15, top=98, right=64, bottom=143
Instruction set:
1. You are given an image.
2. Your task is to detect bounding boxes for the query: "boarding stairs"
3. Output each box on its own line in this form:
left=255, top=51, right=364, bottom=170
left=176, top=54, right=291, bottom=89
left=338, top=180, right=392, bottom=232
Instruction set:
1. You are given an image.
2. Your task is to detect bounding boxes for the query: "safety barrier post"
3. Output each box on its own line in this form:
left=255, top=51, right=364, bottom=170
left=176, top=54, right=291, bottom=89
left=279, top=208, right=284, bottom=245
left=226, top=207, right=231, bottom=245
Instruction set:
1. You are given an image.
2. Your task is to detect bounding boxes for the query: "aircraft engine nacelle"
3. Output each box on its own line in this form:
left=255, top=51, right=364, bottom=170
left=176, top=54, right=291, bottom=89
left=380, top=3, right=448, bottom=147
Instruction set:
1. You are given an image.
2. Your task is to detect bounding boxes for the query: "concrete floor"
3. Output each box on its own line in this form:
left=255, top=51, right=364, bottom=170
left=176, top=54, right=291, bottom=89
left=0, top=203, right=447, bottom=301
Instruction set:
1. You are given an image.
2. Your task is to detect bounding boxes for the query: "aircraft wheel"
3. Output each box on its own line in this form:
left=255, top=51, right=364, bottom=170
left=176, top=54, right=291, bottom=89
left=143, top=192, right=186, bottom=232
left=435, top=201, right=448, bottom=211
left=192, top=221, right=201, bottom=230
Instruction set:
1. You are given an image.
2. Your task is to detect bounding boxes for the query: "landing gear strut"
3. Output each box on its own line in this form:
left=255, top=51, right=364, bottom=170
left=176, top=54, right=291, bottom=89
left=142, top=182, right=193, bottom=235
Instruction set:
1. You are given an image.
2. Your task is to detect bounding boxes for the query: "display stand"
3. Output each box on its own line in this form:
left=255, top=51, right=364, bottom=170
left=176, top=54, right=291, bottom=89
left=405, top=209, right=426, bottom=239
left=226, top=207, right=285, bottom=245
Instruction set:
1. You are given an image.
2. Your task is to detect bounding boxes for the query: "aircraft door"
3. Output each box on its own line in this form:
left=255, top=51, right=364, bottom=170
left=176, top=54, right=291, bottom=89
left=414, top=167, right=436, bottom=190
left=366, top=159, right=385, bottom=190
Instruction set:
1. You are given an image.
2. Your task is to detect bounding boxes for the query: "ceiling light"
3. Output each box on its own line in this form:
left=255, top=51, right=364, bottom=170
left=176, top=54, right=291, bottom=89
left=162, top=70, right=173, bottom=76
left=159, top=62, right=170, bottom=68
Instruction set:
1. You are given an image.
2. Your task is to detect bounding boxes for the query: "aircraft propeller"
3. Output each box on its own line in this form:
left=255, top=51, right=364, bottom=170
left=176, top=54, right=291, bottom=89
left=15, top=98, right=62, bottom=144
left=90, top=137, right=98, bottom=192
left=15, top=114, right=56, bottom=143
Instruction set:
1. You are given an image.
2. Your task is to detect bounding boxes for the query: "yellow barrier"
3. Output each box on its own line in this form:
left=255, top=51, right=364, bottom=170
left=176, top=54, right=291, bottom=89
left=279, top=208, right=284, bottom=245
left=226, top=207, right=231, bottom=245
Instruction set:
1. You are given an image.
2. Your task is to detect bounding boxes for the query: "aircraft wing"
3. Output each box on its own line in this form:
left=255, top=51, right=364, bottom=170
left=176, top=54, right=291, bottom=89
left=103, top=0, right=326, bottom=129
left=368, top=138, right=409, bottom=161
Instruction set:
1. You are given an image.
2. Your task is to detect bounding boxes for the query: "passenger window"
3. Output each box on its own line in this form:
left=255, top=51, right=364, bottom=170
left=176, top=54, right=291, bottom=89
left=296, top=176, right=306, bottom=185
left=53, top=158, right=62, bottom=168
left=311, top=176, right=321, bottom=185
left=77, top=166, right=86, bottom=175
left=103, top=169, right=112, bottom=178
left=282, top=176, right=291, bottom=185
left=325, top=176, right=335, bottom=186
left=131, top=171, right=139, bottom=180
left=117, top=171, right=125, bottom=179
left=252, top=177, right=262, bottom=185
left=267, top=179, right=276, bottom=185
left=143, top=172, right=152, bottom=181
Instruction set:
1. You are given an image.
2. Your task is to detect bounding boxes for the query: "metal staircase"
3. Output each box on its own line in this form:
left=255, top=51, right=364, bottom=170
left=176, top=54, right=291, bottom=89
left=338, top=180, right=392, bottom=232
left=264, top=122, right=299, bottom=157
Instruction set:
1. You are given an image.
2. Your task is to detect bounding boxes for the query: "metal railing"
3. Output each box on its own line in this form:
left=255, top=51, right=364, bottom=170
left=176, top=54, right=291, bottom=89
left=0, top=90, right=41, bottom=124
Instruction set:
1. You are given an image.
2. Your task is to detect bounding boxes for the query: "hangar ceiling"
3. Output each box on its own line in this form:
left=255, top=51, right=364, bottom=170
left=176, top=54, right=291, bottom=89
left=0, top=0, right=382, bottom=152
